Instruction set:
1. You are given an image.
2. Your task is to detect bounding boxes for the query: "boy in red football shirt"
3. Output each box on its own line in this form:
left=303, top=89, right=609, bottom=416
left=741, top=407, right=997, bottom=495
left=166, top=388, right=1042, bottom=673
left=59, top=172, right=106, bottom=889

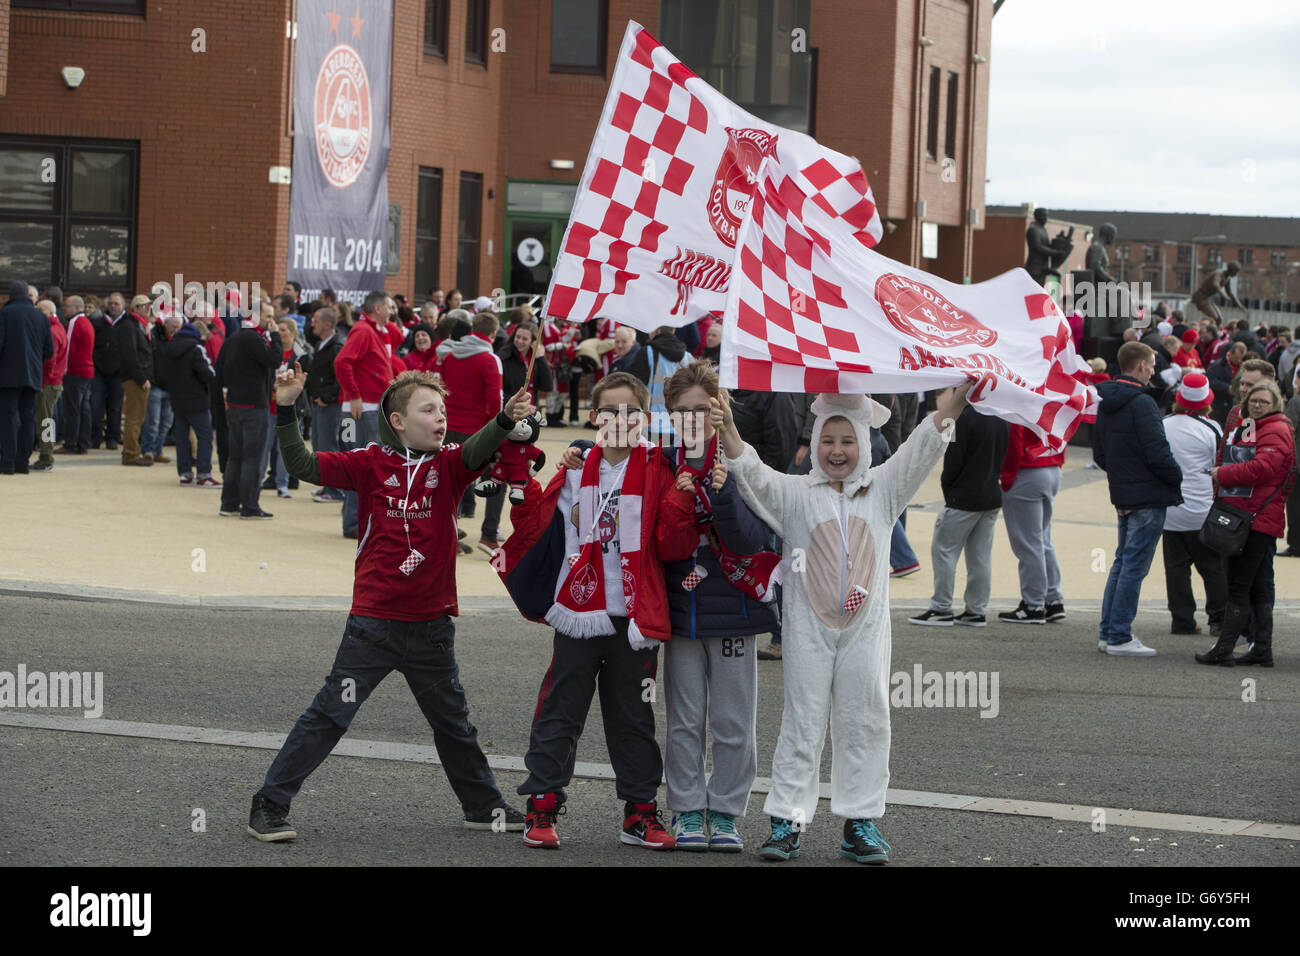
left=247, top=367, right=535, bottom=842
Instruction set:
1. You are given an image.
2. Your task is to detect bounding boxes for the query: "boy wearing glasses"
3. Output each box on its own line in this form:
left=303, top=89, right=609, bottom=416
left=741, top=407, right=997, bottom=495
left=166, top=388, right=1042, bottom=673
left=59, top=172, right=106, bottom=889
left=496, top=372, right=699, bottom=850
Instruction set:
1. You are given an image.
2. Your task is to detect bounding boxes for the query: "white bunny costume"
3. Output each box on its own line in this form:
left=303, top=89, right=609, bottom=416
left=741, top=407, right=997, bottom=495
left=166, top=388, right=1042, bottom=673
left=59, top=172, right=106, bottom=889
left=724, top=394, right=947, bottom=822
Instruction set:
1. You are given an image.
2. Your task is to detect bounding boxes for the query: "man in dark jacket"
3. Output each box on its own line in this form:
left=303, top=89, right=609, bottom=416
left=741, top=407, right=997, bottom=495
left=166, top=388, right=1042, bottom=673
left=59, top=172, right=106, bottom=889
left=1092, top=341, right=1184, bottom=656
left=909, top=402, right=1010, bottom=626
left=729, top=388, right=797, bottom=473
left=90, top=292, right=126, bottom=449
left=305, top=306, right=346, bottom=502
left=112, top=302, right=154, bottom=465
left=1207, top=341, right=1247, bottom=425
left=0, top=281, right=54, bottom=475
left=156, top=317, right=219, bottom=487
left=218, top=310, right=282, bottom=518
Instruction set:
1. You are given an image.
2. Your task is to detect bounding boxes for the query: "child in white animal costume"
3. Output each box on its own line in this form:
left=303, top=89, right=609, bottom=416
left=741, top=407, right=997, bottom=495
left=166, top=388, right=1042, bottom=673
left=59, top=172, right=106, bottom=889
left=713, top=383, right=971, bottom=863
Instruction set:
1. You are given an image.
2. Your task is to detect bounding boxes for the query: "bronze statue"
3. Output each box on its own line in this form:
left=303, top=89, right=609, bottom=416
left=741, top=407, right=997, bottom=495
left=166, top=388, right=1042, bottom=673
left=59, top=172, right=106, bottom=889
left=1084, top=222, right=1118, bottom=284
left=1024, top=208, right=1074, bottom=286
left=1190, top=261, right=1245, bottom=324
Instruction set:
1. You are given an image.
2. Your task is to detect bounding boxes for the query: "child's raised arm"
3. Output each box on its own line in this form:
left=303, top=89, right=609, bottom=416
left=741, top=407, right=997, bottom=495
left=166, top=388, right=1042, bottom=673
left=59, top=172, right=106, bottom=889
left=873, top=382, right=971, bottom=523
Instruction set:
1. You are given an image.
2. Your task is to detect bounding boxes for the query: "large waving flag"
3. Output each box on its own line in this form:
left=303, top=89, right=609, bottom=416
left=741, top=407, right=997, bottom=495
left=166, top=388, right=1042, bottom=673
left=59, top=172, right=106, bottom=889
left=545, top=21, right=882, bottom=330
left=718, top=163, right=1098, bottom=450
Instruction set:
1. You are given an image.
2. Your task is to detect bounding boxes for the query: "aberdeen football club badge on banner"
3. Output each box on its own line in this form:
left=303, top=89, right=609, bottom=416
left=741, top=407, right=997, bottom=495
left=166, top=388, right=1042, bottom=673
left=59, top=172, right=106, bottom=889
left=545, top=21, right=882, bottom=332
left=288, top=0, right=392, bottom=306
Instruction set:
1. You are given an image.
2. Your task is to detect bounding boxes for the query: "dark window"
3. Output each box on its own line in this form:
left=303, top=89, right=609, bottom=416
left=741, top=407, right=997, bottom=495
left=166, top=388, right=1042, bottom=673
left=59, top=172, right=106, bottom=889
left=661, top=0, right=813, bottom=133
left=14, top=0, right=145, bottom=12
left=466, top=0, right=489, bottom=65
left=1177, top=244, right=1191, bottom=263
left=1206, top=247, right=1222, bottom=266
left=1238, top=248, right=1253, bottom=265
left=926, top=66, right=940, bottom=160
left=456, top=172, right=482, bottom=296
left=1176, top=269, right=1191, bottom=292
left=0, top=139, right=136, bottom=293
left=414, top=168, right=442, bottom=304
left=424, top=0, right=448, bottom=58
left=1272, top=250, right=1287, bottom=268
left=1114, top=245, right=1129, bottom=261
left=944, top=71, right=958, bottom=160
left=551, top=0, right=608, bottom=75
left=1144, top=245, right=1158, bottom=263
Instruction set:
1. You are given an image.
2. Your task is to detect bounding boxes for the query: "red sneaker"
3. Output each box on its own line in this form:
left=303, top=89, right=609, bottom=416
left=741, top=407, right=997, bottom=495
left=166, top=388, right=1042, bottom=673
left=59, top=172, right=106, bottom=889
left=621, top=801, right=677, bottom=849
left=523, top=793, right=563, bottom=849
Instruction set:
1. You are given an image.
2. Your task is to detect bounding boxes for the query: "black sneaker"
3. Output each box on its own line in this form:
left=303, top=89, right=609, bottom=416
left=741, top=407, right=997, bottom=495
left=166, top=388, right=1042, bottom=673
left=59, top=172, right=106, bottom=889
left=247, top=794, right=297, bottom=842
left=28, top=461, right=53, bottom=472
left=758, top=817, right=801, bottom=861
left=261, top=477, right=277, bottom=490
left=464, top=804, right=526, bottom=831
left=841, top=818, right=891, bottom=864
left=1044, top=602, right=1066, bottom=622
left=219, top=506, right=240, bottom=517
left=997, top=602, right=1045, bottom=624
left=907, top=609, right=953, bottom=626
left=287, top=477, right=300, bottom=490
left=953, top=611, right=986, bottom=627
left=240, top=507, right=274, bottom=519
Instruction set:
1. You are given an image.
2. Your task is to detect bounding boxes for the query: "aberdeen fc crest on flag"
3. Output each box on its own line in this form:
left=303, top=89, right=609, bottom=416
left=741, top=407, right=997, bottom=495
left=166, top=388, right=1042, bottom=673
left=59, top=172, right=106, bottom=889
left=545, top=22, right=882, bottom=332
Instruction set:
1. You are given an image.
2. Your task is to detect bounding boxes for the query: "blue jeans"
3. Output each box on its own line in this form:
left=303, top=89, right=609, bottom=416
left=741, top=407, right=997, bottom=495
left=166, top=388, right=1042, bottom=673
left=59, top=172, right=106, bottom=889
left=61, top=374, right=93, bottom=451
left=1099, top=507, right=1167, bottom=644
left=891, top=513, right=918, bottom=571
left=140, top=386, right=174, bottom=457
left=262, top=418, right=290, bottom=493
left=259, top=615, right=504, bottom=815
left=311, top=402, right=343, bottom=497
left=341, top=409, right=379, bottom=534
left=173, top=409, right=213, bottom=477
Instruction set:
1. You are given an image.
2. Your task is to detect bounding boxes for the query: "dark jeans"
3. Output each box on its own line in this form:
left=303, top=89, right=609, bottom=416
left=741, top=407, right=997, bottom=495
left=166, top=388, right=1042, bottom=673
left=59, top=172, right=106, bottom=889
left=341, top=409, right=379, bottom=534
left=90, top=372, right=122, bottom=445
left=1287, top=490, right=1300, bottom=552
left=221, top=406, right=270, bottom=512
left=519, top=620, right=663, bottom=803
left=1225, top=531, right=1275, bottom=608
left=1162, top=529, right=1227, bottom=632
left=211, top=390, right=229, bottom=473
left=259, top=615, right=504, bottom=815
left=62, top=374, right=92, bottom=451
left=0, top=386, right=38, bottom=468
left=174, top=408, right=214, bottom=477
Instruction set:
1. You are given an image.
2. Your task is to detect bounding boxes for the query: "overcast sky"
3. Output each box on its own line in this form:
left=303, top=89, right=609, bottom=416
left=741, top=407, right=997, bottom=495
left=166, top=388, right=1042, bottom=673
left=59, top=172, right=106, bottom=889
left=986, top=0, right=1300, bottom=217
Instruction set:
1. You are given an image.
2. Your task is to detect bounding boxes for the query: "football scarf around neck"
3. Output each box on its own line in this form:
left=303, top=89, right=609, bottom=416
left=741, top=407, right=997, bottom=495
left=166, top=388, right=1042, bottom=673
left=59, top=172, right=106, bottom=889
left=547, top=442, right=652, bottom=646
left=675, top=433, right=783, bottom=603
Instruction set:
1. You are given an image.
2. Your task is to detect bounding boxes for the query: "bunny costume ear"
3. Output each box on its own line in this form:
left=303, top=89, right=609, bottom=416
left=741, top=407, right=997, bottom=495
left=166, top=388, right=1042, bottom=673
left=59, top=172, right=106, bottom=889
left=809, top=393, right=892, bottom=429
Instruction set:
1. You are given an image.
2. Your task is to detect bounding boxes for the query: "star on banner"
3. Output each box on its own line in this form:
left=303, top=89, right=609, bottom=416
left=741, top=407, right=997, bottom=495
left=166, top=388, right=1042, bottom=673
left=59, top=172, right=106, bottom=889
left=351, top=6, right=365, bottom=38
left=326, top=2, right=341, bottom=34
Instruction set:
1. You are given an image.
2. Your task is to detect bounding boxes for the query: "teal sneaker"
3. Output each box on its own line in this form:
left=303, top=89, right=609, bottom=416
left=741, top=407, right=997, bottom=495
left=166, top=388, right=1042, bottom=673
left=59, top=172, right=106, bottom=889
left=707, top=810, right=743, bottom=853
left=758, top=817, right=800, bottom=861
left=841, top=818, right=891, bottom=864
left=671, top=810, right=708, bottom=851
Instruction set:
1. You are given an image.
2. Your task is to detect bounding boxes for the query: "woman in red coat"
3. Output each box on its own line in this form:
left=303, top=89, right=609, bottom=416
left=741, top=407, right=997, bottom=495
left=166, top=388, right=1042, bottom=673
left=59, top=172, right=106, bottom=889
left=1196, top=381, right=1296, bottom=666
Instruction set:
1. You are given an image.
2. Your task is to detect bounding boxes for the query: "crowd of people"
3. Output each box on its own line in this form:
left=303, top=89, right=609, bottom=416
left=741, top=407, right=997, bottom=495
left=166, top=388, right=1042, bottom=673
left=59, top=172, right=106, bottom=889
left=1, top=275, right=1295, bottom=860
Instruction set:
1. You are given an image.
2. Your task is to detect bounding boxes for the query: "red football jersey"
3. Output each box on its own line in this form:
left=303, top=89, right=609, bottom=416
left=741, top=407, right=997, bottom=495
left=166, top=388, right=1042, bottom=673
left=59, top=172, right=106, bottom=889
left=317, top=441, right=481, bottom=621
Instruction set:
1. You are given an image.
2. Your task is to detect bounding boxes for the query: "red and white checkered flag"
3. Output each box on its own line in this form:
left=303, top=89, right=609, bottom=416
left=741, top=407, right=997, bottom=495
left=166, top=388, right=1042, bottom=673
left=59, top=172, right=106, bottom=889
left=544, top=21, right=882, bottom=331
left=718, top=164, right=1099, bottom=451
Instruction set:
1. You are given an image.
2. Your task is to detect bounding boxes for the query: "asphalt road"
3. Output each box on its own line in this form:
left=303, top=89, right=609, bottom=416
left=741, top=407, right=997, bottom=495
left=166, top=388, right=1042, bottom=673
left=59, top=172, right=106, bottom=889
left=1, top=594, right=1296, bottom=867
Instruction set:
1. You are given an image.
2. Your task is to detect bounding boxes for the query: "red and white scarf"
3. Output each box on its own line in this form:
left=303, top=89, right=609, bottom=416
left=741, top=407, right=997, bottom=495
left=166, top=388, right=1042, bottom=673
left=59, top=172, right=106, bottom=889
left=677, top=434, right=782, bottom=603
left=546, top=442, right=652, bottom=646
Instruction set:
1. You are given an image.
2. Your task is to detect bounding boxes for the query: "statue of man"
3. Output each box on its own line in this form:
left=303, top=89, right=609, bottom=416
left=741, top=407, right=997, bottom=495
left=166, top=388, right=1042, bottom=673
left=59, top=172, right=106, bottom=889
left=1085, top=222, right=1118, bottom=283
left=1191, top=261, right=1245, bottom=324
left=1025, top=208, right=1056, bottom=285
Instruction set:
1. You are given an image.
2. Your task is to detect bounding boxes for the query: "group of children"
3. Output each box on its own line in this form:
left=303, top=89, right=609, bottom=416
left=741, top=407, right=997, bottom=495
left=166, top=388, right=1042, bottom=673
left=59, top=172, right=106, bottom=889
left=245, top=357, right=971, bottom=864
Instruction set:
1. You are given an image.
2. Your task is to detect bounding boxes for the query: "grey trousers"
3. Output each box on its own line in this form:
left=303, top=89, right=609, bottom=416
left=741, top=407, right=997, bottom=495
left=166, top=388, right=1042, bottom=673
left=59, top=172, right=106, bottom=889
left=664, top=634, right=758, bottom=817
left=929, top=506, right=1000, bottom=616
left=1001, top=466, right=1063, bottom=609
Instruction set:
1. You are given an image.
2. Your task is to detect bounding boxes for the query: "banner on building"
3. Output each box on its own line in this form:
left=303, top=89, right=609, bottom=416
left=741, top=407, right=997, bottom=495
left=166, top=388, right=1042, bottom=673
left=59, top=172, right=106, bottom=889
left=544, top=21, right=882, bottom=331
left=719, top=161, right=1098, bottom=450
left=288, top=0, right=392, bottom=306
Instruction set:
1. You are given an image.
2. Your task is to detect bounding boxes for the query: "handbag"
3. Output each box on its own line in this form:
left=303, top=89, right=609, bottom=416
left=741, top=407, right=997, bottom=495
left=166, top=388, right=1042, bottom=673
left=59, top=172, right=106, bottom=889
left=1198, top=480, right=1286, bottom=557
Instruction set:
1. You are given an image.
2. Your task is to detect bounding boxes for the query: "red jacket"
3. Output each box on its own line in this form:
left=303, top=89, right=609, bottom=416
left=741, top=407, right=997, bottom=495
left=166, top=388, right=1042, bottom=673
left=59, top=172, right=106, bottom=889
left=385, top=320, right=406, bottom=354
left=439, top=334, right=503, bottom=433
left=204, top=329, right=224, bottom=367
left=1001, top=423, right=1066, bottom=491
left=335, top=315, right=394, bottom=403
left=405, top=346, right=440, bottom=373
left=1216, top=411, right=1295, bottom=537
left=43, top=313, right=69, bottom=386
left=498, top=446, right=699, bottom=642
left=65, top=312, right=95, bottom=379
left=1173, top=348, right=1202, bottom=369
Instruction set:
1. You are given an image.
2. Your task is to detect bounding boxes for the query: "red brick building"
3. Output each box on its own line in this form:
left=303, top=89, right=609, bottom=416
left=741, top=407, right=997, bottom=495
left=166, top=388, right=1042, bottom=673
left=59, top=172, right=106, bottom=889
left=0, top=0, right=994, bottom=304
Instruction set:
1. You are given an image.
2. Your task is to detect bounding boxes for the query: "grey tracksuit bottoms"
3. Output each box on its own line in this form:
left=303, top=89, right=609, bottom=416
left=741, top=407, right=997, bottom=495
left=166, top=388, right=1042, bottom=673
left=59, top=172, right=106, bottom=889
left=929, top=506, right=1000, bottom=616
left=1001, top=465, right=1063, bottom=609
left=663, top=634, right=758, bottom=817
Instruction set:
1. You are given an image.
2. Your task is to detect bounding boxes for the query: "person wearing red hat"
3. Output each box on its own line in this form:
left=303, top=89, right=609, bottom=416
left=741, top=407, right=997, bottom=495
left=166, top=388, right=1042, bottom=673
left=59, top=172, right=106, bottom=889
left=1159, top=372, right=1226, bottom=637
left=1172, top=328, right=1203, bottom=370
